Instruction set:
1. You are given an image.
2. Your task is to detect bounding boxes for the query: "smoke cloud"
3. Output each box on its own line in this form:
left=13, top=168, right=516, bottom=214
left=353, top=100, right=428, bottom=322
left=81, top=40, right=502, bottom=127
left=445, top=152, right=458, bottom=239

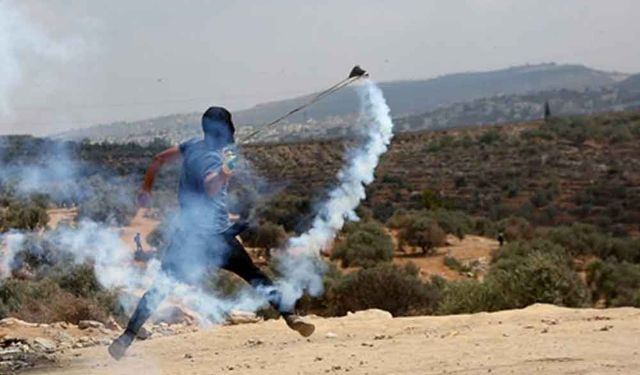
left=0, top=78, right=395, bottom=326
left=0, top=1, right=75, bottom=115
left=276, top=79, right=395, bottom=310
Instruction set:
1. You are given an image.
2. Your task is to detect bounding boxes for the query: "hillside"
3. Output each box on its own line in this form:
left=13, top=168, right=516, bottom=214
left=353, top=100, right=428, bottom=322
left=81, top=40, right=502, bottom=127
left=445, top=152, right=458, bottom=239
left=54, top=64, right=629, bottom=144
left=26, top=305, right=640, bottom=375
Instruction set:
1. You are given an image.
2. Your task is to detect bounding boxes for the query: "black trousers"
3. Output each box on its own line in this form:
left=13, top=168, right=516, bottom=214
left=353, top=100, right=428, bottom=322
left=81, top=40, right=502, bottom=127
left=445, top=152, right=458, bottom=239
left=125, top=232, right=287, bottom=335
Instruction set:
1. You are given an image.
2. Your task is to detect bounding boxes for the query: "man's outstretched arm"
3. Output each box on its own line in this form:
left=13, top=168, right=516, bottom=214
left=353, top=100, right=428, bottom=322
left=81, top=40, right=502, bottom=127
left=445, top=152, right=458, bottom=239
left=138, top=146, right=181, bottom=206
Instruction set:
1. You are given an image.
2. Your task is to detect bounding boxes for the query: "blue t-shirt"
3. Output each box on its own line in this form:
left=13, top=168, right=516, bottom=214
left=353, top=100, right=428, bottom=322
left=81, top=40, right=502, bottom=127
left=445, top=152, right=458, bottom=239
left=177, top=138, right=230, bottom=233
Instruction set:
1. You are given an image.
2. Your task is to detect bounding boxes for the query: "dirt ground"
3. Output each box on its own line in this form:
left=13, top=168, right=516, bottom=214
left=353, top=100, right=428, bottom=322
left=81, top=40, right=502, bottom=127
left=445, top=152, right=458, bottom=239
left=25, top=304, right=640, bottom=375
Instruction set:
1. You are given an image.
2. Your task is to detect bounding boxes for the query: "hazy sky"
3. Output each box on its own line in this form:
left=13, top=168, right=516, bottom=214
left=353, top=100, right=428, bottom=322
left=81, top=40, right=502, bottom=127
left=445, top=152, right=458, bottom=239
left=1, top=0, right=639, bottom=135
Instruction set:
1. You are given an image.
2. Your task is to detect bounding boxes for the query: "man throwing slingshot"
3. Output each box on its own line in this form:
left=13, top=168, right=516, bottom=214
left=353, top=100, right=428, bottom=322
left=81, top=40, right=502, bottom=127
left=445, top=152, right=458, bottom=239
left=108, top=106, right=314, bottom=360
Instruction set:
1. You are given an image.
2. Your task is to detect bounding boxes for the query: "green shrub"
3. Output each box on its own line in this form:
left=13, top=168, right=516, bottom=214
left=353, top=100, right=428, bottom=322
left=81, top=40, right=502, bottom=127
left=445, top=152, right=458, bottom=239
left=0, top=277, right=117, bottom=323
left=243, top=221, right=287, bottom=259
left=255, top=193, right=311, bottom=232
left=437, top=279, right=501, bottom=315
left=487, top=240, right=589, bottom=309
left=443, top=256, right=471, bottom=274
left=325, top=263, right=441, bottom=316
left=586, top=259, right=640, bottom=307
left=421, top=189, right=449, bottom=210
left=331, top=221, right=393, bottom=267
left=479, top=128, right=502, bottom=145
left=497, top=216, right=534, bottom=241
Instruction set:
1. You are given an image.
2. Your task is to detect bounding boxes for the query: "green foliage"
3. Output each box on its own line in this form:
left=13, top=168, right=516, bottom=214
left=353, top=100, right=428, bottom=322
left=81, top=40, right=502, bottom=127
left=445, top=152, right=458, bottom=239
left=440, top=240, right=589, bottom=315
left=324, top=263, right=441, bottom=316
left=544, top=223, right=640, bottom=261
left=0, top=198, right=49, bottom=232
left=331, top=221, right=394, bottom=267
left=443, top=256, right=471, bottom=274
left=388, top=211, right=446, bottom=255
left=497, top=216, right=534, bottom=242
left=586, top=259, right=640, bottom=307
left=421, top=189, right=449, bottom=210
left=77, top=175, right=136, bottom=225
left=0, top=277, right=117, bottom=323
left=437, top=279, right=501, bottom=315
left=479, top=128, right=502, bottom=144
left=488, top=240, right=590, bottom=309
left=255, top=193, right=311, bottom=232
left=243, top=221, right=287, bottom=260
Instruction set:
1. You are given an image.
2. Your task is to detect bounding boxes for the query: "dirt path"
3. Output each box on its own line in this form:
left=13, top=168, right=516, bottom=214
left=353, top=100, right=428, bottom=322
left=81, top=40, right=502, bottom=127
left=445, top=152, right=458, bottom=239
left=27, top=305, right=640, bottom=375
left=118, top=209, right=159, bottom=251
left=394, top=235, right=497, bottom=280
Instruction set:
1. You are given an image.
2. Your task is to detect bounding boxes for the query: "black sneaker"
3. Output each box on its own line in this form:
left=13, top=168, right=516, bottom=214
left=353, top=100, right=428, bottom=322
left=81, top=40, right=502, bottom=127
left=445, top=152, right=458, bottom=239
left=108, top=330, right=135, bottom=360
left=284, top=314, right=315, bottom=337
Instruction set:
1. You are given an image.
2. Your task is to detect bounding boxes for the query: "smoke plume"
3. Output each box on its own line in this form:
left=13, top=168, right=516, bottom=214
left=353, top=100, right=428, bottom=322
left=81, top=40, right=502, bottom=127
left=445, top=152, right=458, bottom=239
left=276, top=79, right=395, bottom=310
left=0, top=1, right=74, bottom=115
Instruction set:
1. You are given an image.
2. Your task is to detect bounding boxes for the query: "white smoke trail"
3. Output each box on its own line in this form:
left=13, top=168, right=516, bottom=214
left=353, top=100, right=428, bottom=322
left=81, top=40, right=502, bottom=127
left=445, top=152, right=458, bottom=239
left=276, top=79, right=395, bottom=310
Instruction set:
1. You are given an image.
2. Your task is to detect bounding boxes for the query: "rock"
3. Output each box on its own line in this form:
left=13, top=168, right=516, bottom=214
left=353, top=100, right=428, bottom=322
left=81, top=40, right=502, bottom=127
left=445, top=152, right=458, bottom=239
left=51, top=322, right=69, bottom=330
left=345, top=309, right=393, bottom=321
left=31, top=338, right=56, bottom=353
left=154, top=305, right=198, bottom=326
left=104, top=317, right=122, bottom=331
left=53, top=331, right=74, bottom=347
left=227, top=310, right=261, bottom=325
left=325, top=332, right=338, bottom=339
left=78, top=320, right=104, bottom=330
left=137, top=326, right=152, bottom=340
left=0, top=318, right=38, bottom=328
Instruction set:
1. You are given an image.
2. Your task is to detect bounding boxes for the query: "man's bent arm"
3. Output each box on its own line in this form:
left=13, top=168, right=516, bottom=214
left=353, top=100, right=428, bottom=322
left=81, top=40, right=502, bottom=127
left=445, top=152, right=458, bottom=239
left=141, top=146, right=181, bottom=193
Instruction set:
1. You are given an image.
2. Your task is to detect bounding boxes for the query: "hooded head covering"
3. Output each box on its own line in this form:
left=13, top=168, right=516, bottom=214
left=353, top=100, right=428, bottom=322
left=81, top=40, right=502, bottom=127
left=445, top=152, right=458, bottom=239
left=202, top=106, right=235, bottom=149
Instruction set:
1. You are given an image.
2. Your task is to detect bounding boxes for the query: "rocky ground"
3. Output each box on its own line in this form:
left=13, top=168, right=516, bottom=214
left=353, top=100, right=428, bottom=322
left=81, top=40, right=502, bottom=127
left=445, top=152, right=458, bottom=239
left=5, top=304, right=639, bottom=375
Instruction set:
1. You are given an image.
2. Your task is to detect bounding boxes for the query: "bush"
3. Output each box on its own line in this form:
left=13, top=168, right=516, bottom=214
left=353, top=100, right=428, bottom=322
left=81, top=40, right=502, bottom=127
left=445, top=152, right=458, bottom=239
left=331, top=221, right=393, bottom=267
left=1, top=199, right=49, bottom=232
left=325, top=263, right=441, bottom=316
left=443, top=256, right=471, bottom=274
left=437, top=279, right=501, bottom=315
left=586, top=259, right=640, bottom=307
left=487, top=240, right=589, bottom=309
left=0, top=277, right=117, bottom=323
left=397, top=216, right=446, bottom=255
left=497, top=216, right=534, bottom=241
left=479, top=128, right=502, bottom=145
left=544, top=224, right=640, bottom=261
left=389, top=209, right=473, bottom=241
left=244, top=221, right=287, bottom=260
left=255, top=193, right=311, bottom=232
left=421, top=189, right=449, bottom=210
left=76, top=176, right=136, bottom=226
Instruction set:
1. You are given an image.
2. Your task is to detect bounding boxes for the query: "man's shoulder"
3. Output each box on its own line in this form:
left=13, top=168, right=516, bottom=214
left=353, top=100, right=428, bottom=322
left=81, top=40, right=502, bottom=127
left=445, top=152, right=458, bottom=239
left=179, top=138, right=203, bottom=154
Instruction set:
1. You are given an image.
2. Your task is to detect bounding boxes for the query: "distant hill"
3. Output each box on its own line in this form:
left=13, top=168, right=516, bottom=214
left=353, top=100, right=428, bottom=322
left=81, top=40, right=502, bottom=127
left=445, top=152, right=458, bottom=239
left=56, top=63, right=629, bottom=144
left=234, top=63, right=623, bottom=123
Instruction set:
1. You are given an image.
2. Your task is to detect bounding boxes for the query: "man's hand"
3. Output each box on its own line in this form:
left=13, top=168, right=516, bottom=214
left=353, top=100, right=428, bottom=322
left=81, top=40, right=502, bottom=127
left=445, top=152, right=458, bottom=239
left=137, top=191, right=151, bottom=208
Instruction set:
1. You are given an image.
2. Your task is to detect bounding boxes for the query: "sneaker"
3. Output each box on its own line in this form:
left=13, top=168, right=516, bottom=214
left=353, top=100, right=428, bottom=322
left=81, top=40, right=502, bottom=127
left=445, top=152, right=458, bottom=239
left=284, top=314, right=315, bottom=337
left=108, top=330, right=135, bottom=360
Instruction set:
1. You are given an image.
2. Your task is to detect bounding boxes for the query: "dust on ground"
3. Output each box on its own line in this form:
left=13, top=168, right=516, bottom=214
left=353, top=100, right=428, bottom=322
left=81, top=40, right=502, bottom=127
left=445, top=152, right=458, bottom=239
left=25, top=304, right=640, bottom=375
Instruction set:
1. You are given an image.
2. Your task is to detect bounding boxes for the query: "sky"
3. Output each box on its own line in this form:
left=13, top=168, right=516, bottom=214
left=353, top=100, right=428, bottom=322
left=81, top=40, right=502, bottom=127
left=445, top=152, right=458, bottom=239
left=1, top=0, right=639, bottom=135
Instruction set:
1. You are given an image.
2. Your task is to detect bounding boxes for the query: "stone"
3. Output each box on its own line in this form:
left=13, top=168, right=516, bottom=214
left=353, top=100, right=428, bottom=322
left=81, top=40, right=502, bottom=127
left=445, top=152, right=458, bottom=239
left=78, top=320, right=104, bottom=330
left=154, top=305, right=198, bottom=326
left=105, top=317, right=122, bottom=331
left=31, top=338, right=56, bottom=353
left=0, top=318, right=38, bottom=328
left=136, top=326, right=152, bottom=340
left=227, top=310, right=261, bottom=325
